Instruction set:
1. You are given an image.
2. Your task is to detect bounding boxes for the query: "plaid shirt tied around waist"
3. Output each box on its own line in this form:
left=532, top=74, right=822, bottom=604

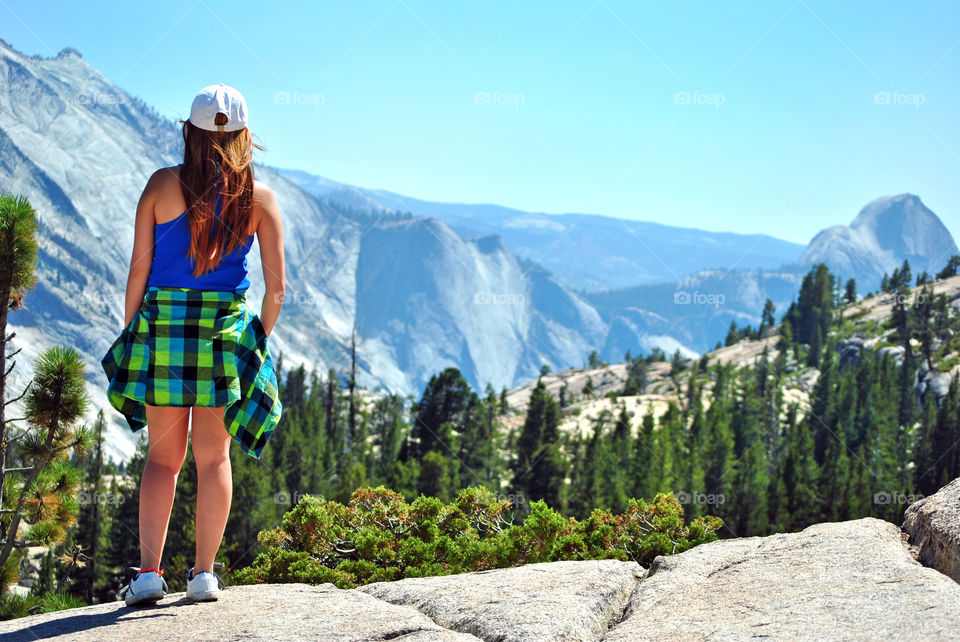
left=101, top=286, right=282, bottom=460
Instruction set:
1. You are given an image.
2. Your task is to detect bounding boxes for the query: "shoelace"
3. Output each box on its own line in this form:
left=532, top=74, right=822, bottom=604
left=188, top=562, right=226, bottom=590
left=118, top=566, right=169, bottom=599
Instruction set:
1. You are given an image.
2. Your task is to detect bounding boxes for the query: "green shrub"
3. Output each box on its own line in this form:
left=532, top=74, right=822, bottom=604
left=233, top=486, right=722, bottom=589
left=0, top=591, right=87, bottom=621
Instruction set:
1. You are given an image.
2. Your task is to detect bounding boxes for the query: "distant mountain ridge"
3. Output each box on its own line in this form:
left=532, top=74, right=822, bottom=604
left=276, top=166, right=808, bottom=293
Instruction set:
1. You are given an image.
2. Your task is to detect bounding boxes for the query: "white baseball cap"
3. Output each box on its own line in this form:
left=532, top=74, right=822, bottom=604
left=188, top=84, right=248, bottom=132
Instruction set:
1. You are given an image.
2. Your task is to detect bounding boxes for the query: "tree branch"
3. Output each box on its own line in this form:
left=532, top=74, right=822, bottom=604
left=3, top=379, right=31, bottom=406
left=3, top=465, right=35, bottom=474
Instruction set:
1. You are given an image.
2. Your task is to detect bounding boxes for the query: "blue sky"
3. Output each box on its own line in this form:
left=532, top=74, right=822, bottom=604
left=2, top=0, right=959, bottom=245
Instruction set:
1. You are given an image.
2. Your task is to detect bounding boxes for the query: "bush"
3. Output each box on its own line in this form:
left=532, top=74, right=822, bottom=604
left=0, top=591, right=87, bottom=621
left=233, top=486, right=722, bottom=589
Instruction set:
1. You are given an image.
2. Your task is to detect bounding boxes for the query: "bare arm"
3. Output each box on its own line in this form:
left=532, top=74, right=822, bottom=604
left=254, top=182, right=285, bottom=336
left=124, top=171, right=161, bottom=326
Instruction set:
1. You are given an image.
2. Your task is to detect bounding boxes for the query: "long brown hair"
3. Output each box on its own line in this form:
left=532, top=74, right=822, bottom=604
left=179, top=112, right=263, bottom=276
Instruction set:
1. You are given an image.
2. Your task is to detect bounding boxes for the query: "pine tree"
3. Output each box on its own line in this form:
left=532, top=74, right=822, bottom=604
left=759, top=299, right=777, bottom=337
left=69, top=410, right=109, bottom=603
left=1, top=346, right=91, bottom=587
left=725, top=321, right=738, bottom=346
left=371, top=394, right=407, bottom=489
left=512, top=377, right=565, bottom=510
left=565, top=431, right=590, bottom=518
left=274, top=364, right=309, bottom=502
left=914, top=387, right=939, bottom=496
left=844, top=278, right=857, bottom=304
left=806, top=325, right=822, bottom=368
left=891, top=285, right=912, bottom=356
left=809, top=349, right=837, bottom=466
left=419, top=451, right=455, bottom=503
left=407, top=368, right=476, bottom=463
left=302, top=369, right=328, bottom=494
left=605, top=405, right=632, bottom=512
left=778, top=404, right=819, bottom=530
left=912, top=284, right=936, bottom=370
left=699, top=364, right=735, bottom=530
left=818, top=421, right=852, bottom=522
left=630, top=408, right=656, bottom=502
left=929, top=375, right=960, bottom=492
left=728, top=370, right=770, bottom=536
left=936, top=255, right=960, bottom=280
left=222, top=442, right=279, bottom=571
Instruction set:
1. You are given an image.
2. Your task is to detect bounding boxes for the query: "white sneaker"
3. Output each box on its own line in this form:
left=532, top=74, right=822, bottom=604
left=118, top=567, right=168, bottom=606
left=186, top=564, right=225, bottom=601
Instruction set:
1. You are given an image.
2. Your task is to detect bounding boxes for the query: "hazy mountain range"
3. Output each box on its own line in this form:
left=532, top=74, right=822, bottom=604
left=278, top=167, right=808, bottom=293
left=1, top=38, right=956, bottom=463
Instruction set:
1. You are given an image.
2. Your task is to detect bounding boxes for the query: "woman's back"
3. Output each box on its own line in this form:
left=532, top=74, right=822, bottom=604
left=147, top=166, right=255, bottom=291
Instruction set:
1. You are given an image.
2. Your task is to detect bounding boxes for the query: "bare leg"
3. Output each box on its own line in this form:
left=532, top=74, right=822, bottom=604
left=190, top=406, right=233, bottom=574
left=140, top=405, right=190, bottom=569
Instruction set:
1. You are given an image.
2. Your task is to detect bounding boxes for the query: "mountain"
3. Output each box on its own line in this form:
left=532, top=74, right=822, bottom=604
left=277, top=167, right=807, bottom=293
left=797, top=194, right=957, bottom=293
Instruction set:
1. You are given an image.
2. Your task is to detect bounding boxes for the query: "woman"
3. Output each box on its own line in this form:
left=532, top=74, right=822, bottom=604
left=101, top=84, right=285, bottom=606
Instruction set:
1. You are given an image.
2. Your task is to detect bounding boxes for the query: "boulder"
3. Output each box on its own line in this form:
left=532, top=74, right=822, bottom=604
left=877, top=345, right=905, bottom=364
left=903, top=477, right=960, bottom=583
left=927, top=371, right=954, bottom=398
left=358, top=558, right=642, bottom=641
left=604, top=518, right=960, bottom=640
left=836, top=337, right=863, bottom=369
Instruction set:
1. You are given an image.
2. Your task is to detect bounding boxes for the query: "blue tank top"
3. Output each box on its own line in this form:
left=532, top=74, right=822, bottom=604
left=146, top=191, right=254, bottom=291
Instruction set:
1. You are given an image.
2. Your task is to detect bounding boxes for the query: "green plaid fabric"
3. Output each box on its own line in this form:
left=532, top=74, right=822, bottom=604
left=101, top=286, right=282, bottom=460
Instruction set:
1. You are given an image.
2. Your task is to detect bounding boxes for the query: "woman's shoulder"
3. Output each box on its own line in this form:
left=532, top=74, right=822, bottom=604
left=143, top=164, right=183, bottom=192
left=153, top=163, right=183, bottom=179
left=252, top=178, right=275, bottom=203
left=252, top=179, right=280, bottom=216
